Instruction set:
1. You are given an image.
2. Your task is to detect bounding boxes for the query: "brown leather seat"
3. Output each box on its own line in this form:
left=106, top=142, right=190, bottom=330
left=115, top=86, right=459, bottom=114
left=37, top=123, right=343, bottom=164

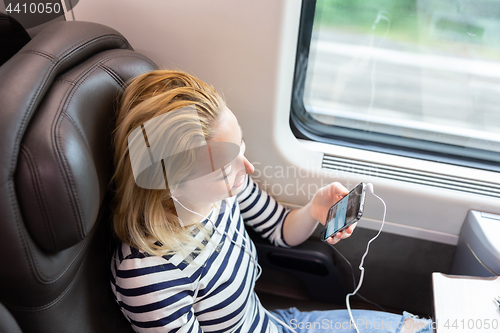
left=0, top=20, right=157, bottom=333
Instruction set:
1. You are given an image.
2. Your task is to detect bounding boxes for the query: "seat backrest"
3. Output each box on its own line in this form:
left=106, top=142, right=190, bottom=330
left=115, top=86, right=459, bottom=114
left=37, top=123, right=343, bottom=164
left=0, top=20, right=157, bottom=333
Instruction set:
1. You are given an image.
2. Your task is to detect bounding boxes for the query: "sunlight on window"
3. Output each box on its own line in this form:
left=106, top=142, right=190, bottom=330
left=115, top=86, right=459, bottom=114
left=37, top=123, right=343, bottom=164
left=305, top=0, right=500, bottom=153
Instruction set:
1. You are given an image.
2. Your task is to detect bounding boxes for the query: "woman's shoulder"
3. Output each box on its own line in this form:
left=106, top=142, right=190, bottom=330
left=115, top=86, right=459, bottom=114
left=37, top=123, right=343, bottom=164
left=110, top=242, right=202, bottom=303
left=112, top=238, right=217, bottom=279
left=112, top=242, right=192, bottom=276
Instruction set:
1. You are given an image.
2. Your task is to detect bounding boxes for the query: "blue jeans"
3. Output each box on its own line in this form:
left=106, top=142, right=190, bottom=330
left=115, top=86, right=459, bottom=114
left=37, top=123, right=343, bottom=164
left=270, top=308, right=433, bottom=333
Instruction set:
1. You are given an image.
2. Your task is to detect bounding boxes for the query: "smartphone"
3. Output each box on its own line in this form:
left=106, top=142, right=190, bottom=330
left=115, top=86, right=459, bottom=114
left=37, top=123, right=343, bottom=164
left=320, top=182, right=366, bottom=242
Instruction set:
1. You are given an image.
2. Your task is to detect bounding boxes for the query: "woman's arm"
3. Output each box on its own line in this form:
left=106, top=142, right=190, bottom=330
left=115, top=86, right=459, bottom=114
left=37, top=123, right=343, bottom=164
left=237, top=175, right=291, bottom=247
left=282, top=182, right=356, bottom=246
left=237, top=176, right=356, bottom=247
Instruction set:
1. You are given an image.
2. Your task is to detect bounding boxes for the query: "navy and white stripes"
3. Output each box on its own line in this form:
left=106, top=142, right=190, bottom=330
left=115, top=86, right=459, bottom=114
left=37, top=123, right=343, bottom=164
left=111, top=175, right=291, bottom=332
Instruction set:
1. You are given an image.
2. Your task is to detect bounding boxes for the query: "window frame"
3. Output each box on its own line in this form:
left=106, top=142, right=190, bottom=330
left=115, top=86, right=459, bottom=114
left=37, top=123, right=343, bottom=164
left=290, top=0, right=500, bottom=173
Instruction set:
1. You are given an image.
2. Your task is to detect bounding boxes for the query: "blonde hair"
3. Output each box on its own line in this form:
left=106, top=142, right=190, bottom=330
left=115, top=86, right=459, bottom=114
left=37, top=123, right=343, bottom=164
left=110, top=69, right=225, bottom=257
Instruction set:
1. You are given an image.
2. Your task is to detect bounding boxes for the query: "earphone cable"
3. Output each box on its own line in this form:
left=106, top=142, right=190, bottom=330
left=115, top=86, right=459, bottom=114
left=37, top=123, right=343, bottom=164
left=329, top=243, right=386, bottom=312
left=345, top=186, right=387, bottom=333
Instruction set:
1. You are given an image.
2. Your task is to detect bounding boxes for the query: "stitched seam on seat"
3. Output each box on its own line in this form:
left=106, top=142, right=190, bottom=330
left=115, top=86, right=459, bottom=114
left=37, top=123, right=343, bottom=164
left=18, top=49, right=55, bottom=61
left=6, top=52, right=58, bottom=282
left=55, top=68, right=104, bottom=240
left=7, top=174, right=90, bottom=284
left=19, top=145, right=58, bottom=253
left=3, top=248, right=90, bottom=311
left=55, top=78, right=75, bottom=85
left=58, top=62, right=124, bottom=152
left=7, top=178, right=38, bottom=285
left=53, top=104, right=84, bottom=240
left=21, top=33, right=130, bottom=65
left=101, top=52, right=158, bottom=72
left=26, top=221, right=91, bottom=285
left=4, top=203, right=107, bottom=306
left=11, top=57, right=57, bottom=174
left=53, top=56, right=124, bottom=238
left=61, top=114, right=89, bottom=152
left=97, top=64, right=126, bottom=89
left=56, top=33, right=131, bottom=63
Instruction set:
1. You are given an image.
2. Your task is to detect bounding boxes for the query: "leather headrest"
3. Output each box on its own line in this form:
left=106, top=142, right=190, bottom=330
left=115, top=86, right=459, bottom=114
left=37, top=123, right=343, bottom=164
left=0, top=21, right=156, bottom=252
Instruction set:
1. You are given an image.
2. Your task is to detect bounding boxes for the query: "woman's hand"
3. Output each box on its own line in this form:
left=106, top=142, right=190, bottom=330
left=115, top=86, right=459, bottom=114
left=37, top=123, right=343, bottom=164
left=324, top=223, right=357, bottom=245
left=310, top=182, right=357, bottom=245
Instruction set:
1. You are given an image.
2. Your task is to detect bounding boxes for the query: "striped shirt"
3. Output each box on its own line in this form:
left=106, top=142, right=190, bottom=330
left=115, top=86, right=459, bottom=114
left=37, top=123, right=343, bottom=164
left=111, top=175, right=291, bottom=332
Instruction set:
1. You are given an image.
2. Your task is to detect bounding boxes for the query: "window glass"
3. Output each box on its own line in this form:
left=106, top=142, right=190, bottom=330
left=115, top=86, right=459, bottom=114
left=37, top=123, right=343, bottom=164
left=299, top=0, right=500, bottom=168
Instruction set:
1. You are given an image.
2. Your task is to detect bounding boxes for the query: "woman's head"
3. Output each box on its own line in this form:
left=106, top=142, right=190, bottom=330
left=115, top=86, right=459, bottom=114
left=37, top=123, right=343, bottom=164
left=111, top=69, right=253, bottom=256
left=171, top=106, right=254, bottom=206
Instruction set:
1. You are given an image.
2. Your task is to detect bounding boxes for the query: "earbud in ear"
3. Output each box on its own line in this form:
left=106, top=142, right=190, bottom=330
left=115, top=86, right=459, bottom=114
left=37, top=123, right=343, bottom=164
left=366, top=183, right=374, bottom=194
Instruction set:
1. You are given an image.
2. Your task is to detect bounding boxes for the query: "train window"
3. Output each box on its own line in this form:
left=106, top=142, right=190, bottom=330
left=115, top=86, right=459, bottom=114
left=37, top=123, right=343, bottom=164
left=291, top=0, right=500, bottom=172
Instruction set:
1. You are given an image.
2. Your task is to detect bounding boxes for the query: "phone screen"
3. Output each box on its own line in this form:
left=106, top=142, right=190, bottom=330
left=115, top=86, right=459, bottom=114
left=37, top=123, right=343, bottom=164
left=322, top=183, right=365, bottom=241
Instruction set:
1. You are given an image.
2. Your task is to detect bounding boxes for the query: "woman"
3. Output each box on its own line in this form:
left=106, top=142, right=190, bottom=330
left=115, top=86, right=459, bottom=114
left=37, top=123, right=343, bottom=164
left=110, top=70, right=431, bottom=333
